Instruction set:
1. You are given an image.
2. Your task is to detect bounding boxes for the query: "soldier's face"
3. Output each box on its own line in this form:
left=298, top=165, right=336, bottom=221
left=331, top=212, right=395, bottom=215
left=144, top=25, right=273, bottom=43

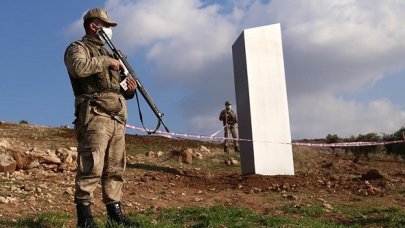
left=226, top=105, right=231, bottom=110
left=90, top=19, right=112, bottom=32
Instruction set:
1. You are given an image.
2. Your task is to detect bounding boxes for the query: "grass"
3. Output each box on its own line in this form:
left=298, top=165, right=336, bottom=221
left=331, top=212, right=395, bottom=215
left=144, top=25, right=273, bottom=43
left=333, top=206, right=405, bottom=227
left=280, top=203, right=325, bottom=217
left=1, top=205, right=404, bottom=228
left=0, top=212, right=72, bottom=228
left=154, top=205, right=269, bottom=227
left=126, top=143, right=165, bottom=155
left=391, top=185, right=405, bottom=196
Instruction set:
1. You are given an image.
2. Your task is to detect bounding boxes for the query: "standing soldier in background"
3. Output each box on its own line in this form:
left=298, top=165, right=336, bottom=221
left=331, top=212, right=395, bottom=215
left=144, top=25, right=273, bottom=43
left=64, top=8, right=139, bottom=228
left=219, top=101, right=240, bottom=153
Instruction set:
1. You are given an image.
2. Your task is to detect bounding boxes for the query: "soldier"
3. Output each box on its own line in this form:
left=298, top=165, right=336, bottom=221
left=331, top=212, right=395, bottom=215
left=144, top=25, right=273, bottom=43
left=64, top=8, right=139, bottom=227
left=219, top=101, right=240, bottom=152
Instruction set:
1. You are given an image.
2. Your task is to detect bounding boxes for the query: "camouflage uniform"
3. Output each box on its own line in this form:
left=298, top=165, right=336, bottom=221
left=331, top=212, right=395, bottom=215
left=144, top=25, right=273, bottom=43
left=64, top=35, right=134, bottom=204
left=219, top=105, right=239, bottom=152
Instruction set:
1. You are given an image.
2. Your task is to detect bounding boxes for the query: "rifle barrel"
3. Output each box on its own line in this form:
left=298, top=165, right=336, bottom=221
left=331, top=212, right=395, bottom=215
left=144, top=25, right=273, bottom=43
left=97, top=29, right=170, bottom=133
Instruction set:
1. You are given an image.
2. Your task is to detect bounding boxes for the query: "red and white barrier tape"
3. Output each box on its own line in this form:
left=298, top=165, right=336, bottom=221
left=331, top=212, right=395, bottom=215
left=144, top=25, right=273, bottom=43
left=292, top=140, right=404, bottom=147
left=125, top=124, right=404, bottom=147
left=125, top=124, right=226, bottom=140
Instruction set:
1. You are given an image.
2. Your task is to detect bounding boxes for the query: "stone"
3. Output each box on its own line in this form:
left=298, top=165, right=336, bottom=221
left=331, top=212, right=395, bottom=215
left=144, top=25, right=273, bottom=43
left=182, top=148, right=193, bottom=165
left=22, top=184, right=35, bottom=192
left=0, top=138, right=10, bottom=149
left=323, top=203, right=333, bottom=210
left=200, top=145, right=211, bottom=153
left=361, top=169, right=384, bottom=180
left=193, top=152, right=203, bottom=160
left=26, top=159, right=40, bottom=170
left=287, top=194, right=298, bottom=200
left=145, top=151, right=155, bottom=158
left=65, top=187, right=74, bottom=196
left=156, top=151, right=164, bottom=157
left=0, top=153, right=16, bottom=173
left=28, top=149, right=61, bottom=165
left=11, top=150, right=24, bottom=170
left=230, top=158, right=239, bottom=165
left=0, top=196, right=9, bottom=204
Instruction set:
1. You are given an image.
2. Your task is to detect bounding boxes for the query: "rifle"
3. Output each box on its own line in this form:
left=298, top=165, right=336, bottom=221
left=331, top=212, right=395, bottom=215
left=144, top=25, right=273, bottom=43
left=97, top=28, right=169, bottom=133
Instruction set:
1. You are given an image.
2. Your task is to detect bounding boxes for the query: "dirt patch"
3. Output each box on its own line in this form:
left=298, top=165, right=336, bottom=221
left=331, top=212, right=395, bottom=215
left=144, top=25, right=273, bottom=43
left=0, top=122, right=404, bottom=225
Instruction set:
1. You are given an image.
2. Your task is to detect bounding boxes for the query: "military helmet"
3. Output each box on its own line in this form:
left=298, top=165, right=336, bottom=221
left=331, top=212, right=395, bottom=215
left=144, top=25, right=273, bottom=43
left=225, top=101, right=231, bottom=106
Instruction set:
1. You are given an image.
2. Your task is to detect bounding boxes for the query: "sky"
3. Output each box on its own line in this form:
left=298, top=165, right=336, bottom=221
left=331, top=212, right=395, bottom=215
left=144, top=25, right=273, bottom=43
left=0, top=0, right=404, bottom=139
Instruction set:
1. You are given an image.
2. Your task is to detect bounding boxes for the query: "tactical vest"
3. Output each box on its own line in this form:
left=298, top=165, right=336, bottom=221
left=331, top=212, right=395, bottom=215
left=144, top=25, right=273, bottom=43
left=69, top=38, right=122, bottom=97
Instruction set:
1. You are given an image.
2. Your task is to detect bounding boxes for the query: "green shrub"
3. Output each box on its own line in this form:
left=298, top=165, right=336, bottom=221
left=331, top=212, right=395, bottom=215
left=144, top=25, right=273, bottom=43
left=383, top=127, right=405, bottom=159
left=19, top=120, right=29, bottom=125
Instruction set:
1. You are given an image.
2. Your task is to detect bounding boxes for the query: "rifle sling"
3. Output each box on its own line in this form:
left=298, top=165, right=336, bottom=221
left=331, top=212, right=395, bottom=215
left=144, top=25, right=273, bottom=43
left=135, top=90, right=161, bottom=134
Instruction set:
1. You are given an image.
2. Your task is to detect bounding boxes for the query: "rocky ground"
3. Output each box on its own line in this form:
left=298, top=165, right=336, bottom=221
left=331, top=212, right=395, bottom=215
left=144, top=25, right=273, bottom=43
left=0, top=121, right=404, bottom=226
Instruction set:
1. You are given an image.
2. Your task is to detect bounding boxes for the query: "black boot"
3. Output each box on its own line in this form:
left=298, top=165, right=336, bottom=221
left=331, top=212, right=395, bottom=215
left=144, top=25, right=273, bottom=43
left=106, top=202, right=139, bottom=227
left=76, top=203, right=97, bottom=228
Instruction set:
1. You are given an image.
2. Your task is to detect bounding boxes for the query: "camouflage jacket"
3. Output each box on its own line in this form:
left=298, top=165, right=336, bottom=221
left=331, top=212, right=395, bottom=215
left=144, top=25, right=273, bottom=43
left=219, top=109, right=238, bottom=126
left=64, top=35, right=133, bottom=123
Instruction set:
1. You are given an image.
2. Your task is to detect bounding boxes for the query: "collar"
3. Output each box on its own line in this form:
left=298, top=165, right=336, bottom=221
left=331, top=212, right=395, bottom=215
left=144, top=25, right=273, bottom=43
left=82, top=35, right=104, bottom=47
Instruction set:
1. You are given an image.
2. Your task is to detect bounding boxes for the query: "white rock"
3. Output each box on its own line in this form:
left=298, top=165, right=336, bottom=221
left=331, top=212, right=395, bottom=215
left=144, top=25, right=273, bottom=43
left=0, top=138, right=10, bottom=149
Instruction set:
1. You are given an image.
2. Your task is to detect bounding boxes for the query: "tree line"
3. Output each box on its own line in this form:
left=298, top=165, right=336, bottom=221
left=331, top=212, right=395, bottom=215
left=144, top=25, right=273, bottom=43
left=324, top=127, right=405, bottom=160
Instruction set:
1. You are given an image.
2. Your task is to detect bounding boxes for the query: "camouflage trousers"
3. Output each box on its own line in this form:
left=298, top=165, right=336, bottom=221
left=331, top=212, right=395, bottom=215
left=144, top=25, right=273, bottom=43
left=224, top=125, right=239, bottom=152
left=74, top=110, right=127, bottom=204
